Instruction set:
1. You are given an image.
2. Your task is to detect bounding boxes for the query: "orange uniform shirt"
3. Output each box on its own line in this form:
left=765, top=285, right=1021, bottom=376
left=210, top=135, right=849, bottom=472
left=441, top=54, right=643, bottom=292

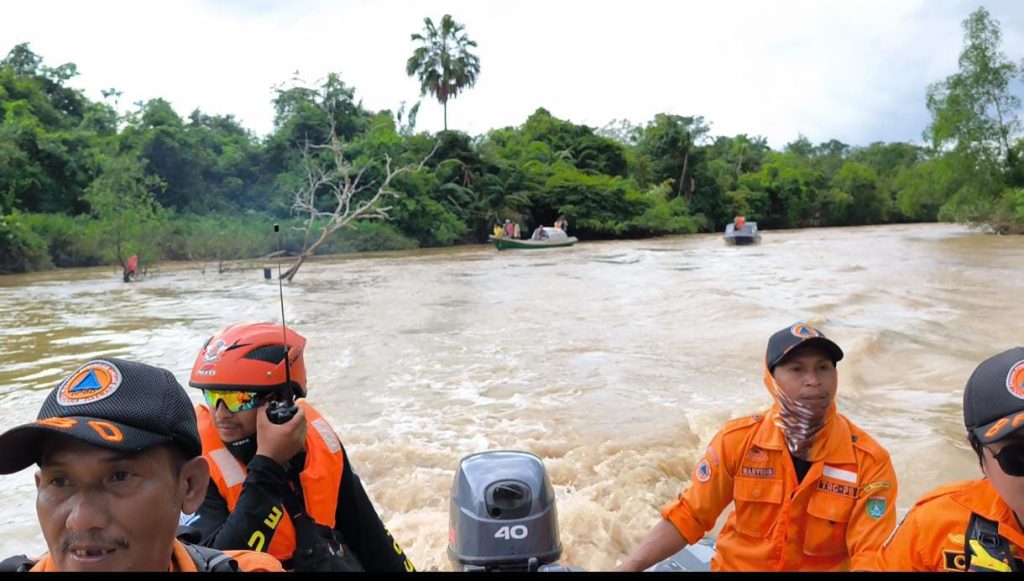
left=661, top=409, right=898, bottom=571
left=873, top=478, right=1024, bottom=571
left=28, top=540, right=284, bottom=572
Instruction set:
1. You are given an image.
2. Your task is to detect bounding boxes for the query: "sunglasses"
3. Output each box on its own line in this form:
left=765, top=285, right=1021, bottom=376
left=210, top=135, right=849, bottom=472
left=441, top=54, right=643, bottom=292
left=203, top=389, right=264, bottom=413
left=989, top=442, right=1024, bottom=477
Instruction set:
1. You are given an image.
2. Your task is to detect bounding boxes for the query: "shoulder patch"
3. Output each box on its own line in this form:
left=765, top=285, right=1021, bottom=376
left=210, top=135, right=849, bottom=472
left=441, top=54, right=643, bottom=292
left=694, top=458, right=713, bottom=482
left=865, top=496, right=887, bottom=519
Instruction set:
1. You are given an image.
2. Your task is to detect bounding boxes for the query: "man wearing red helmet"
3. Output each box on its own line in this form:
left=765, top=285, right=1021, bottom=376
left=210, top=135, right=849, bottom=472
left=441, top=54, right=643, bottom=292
left=184, top=322, right=415, bottom=573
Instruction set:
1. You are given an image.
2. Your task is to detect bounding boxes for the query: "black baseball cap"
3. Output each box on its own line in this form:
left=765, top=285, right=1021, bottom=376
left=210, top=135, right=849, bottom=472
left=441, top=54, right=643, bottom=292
left=964, top=347, right=1024, bottom=444
left=765, top=322, right=844, bottom=372
left=0, top=358, right=202, bottom=474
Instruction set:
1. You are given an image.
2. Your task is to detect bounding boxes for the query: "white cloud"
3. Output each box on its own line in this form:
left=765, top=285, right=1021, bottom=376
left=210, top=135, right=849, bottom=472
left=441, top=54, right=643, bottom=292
left=3, top=0, right=1022, bottom=148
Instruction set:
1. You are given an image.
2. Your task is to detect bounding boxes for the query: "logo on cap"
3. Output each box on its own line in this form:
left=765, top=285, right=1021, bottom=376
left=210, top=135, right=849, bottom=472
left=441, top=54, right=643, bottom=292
left=57, top=360, right=122, bottom=406
left=1006, top=360, right=1024, bottom=400
left=203, top=339, right=229, bottom=363
left=790, top=324, right=820, bottom=339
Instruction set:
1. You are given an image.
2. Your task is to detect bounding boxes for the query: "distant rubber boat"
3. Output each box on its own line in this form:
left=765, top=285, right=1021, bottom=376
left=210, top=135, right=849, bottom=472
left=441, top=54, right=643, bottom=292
left=489, top=227, right=578, bottom=250
left=724, top=221, right=761, bottom=245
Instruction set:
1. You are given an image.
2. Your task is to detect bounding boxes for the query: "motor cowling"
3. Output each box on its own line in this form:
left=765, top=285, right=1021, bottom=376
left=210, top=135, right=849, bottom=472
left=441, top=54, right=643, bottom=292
left=448, top=450, right=562, bottom=572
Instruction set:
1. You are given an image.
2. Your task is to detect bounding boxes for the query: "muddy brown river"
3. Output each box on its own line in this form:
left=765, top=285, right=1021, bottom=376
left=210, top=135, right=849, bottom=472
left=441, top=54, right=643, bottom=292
left=0, top=223, right=1021, bottom=570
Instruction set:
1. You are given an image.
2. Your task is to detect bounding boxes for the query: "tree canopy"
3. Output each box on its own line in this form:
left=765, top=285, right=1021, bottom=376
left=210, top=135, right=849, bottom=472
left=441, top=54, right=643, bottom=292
left=406, top=14, right=480, bottom=131
left=1, top=6, right=1022, bottom=273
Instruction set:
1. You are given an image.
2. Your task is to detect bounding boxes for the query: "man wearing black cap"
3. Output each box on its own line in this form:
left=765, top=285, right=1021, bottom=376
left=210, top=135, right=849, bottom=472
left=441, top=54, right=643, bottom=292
left=0, top=358, right=284, bottom=572
left=618, top=322, right=898, bottom=572
left=874, top=347, right=1024, bottom=572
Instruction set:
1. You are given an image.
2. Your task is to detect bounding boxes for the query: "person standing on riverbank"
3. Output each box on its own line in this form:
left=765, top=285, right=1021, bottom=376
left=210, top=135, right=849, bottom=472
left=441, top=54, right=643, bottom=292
left=616, top=323, right=898, bottom=572
left=872, top=347, right=1024, bottom=572
left=0, top=358, right=283, bottom=572
left=184, top=322, right=414, bottom=573
left=123, top=254, right=139, bottom=282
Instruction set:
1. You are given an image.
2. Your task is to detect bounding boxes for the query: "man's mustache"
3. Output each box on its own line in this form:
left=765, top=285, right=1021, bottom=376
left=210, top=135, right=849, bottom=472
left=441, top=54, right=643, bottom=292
left=61, top=533, right=130, bottom=552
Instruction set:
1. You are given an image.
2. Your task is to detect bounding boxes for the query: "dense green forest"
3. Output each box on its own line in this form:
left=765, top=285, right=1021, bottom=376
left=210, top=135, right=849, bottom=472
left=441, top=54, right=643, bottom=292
left=2, top=7, right=1022, bottom=274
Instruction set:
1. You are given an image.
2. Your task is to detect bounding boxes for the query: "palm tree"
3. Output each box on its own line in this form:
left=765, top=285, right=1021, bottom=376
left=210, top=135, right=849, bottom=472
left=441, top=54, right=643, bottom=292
left=406, top=14, right=480, bottom=131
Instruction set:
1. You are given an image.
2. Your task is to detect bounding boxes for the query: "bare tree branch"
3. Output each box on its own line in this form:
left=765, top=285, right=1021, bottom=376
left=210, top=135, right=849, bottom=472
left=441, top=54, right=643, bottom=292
left=281, top=121, right=440, bottom=281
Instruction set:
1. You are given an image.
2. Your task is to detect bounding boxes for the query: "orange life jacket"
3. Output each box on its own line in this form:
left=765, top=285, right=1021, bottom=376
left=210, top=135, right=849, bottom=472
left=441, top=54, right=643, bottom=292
left=196, top=400, right=344, bottom=561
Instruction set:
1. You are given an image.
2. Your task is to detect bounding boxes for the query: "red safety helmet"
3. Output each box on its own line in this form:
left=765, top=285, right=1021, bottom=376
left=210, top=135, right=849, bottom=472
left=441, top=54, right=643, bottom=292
left=188, top=322, right=308, bottom=397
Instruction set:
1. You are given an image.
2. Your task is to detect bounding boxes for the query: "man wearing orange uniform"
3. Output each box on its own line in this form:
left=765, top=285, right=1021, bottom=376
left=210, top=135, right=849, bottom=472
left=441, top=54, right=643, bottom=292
left=873, top=347, right=1024, bottom=572
left=0, top=358, right=283, bottom=572
left=617, top=323, right=898, bottom=572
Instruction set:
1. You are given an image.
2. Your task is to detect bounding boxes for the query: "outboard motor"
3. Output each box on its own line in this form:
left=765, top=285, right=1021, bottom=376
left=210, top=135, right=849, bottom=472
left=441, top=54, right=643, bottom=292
left=448, top=450, right=564, bottom=572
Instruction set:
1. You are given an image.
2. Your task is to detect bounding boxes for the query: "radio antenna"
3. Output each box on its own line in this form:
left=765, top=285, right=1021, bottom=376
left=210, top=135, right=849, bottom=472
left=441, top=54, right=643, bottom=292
left=274, top=223, right=292, bottom=387
left=267, top=224, right=299, bottom=424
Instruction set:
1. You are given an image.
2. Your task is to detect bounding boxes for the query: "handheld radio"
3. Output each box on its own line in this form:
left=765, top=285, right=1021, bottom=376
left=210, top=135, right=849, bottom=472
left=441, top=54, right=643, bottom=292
left=267, top=223, right=299, bottom=424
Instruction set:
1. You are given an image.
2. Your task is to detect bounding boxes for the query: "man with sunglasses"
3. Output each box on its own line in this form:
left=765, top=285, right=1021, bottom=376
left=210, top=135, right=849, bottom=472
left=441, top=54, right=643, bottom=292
left=874, top=347, right=1024, bottom=572
left=184, top=322, right=415, bottom=573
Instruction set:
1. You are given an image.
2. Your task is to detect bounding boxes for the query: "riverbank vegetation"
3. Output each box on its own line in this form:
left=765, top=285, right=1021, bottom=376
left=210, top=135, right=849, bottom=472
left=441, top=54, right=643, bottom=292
left=1, top=7, right=1021, bottom=274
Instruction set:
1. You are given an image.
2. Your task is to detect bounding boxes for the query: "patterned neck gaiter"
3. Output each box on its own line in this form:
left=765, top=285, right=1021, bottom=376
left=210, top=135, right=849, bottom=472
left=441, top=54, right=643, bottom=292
left=763, top=367, right=835, bottom=460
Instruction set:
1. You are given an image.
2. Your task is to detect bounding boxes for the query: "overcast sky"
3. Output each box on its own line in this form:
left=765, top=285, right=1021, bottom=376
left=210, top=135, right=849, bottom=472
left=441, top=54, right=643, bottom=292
left=4, top=0, right=1023, bottom=149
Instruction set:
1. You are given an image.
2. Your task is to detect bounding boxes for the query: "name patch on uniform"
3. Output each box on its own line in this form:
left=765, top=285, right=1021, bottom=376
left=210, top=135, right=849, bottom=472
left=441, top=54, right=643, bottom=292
left=818, top=479, right=859, bottom=498
left=741, top=466, right=775, bottom=478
